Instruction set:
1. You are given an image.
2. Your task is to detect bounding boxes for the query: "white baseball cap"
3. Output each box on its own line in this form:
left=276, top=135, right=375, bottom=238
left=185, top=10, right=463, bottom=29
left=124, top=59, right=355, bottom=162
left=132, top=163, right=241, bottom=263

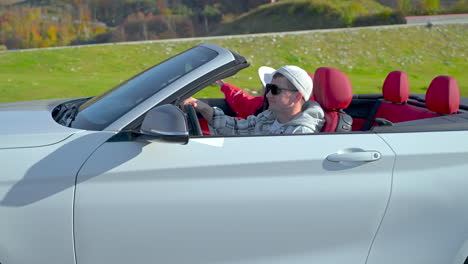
left=258, top=66, right=276, bottom=87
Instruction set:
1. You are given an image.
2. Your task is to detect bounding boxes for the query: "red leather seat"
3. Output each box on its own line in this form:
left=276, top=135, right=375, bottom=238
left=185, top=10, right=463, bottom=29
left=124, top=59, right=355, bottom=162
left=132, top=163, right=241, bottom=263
left=353, top=71, right=411, bottom=131
left=307, top=72, right=315, bottom=101
left=371, top=73, right=459, bottom=128
left=426, top=75, right=460, bottom=114
left=313, top=67, right=353, bottom=132
left=382, top=70, right=410, bottom=104
left=199, top=118, right=210, bottom=135
left=371, top=71, right=436, bottom=123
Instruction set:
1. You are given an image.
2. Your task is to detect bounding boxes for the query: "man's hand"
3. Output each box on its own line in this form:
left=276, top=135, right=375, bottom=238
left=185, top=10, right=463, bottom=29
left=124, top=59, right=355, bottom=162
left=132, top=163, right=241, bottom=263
left=182, top=97, right=199, bottom=109
left=181, top=97, right=214, bottom=123
left=214, top=80, right=226, bottom=87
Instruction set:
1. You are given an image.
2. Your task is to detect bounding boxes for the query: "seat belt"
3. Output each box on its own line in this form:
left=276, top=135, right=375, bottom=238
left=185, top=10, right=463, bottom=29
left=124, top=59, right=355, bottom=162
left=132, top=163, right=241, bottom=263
left=360, top=100, right=382, bottom=131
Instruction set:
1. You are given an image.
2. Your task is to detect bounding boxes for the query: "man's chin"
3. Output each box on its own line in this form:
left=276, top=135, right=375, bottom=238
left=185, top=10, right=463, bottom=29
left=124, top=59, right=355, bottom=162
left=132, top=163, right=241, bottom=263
left=268, top=106, right=279, bottom=114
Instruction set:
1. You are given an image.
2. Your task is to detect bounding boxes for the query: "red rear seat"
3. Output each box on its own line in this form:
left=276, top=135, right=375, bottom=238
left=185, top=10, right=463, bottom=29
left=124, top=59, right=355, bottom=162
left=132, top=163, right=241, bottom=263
left=372, top=73, right=459, bottom=127
left=372, top=71, right=434, bottom=123
left=425, top=75, right=460, bottom=115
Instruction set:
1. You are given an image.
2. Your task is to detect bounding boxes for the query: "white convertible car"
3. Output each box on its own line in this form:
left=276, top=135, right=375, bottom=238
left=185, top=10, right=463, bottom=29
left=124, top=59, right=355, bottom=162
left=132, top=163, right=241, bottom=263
left=1, top=43, right=468, bottom=264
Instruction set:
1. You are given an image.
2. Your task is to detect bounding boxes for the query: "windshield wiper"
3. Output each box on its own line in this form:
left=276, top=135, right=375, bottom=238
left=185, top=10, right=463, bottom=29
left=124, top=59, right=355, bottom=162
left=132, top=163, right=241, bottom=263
left=63, top=106, right=79, bottom=127
left=55, top=105, right=78, bottom=127
left=54, top=97, right=93, bottom=127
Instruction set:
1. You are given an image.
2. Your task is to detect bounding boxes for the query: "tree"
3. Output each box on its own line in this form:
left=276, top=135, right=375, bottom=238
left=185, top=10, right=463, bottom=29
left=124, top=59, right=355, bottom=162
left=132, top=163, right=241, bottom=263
left=201, top=4, right=221, bottom=34
left=397, top=0, right=413, bottom=14
left=417, top=0, right=440, bottom=13
left=47, top=25, right=57, bottom=44
left=172, top=4, right=193, bottom=17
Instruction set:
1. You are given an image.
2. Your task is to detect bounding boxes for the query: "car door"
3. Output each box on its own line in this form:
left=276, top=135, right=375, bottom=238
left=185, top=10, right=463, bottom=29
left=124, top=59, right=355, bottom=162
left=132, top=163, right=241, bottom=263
left=367, top=131, right=468, bottom=264
left=74, top=133, right=395, bottom=264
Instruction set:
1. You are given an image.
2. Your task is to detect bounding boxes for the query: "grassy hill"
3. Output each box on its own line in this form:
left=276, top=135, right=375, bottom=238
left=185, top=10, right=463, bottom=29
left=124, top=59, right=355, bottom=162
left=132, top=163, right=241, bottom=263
left=0, top=24, right=467, bottom=103
left=212, top=0, right=401, bottom=35
left=0, top=0, right=25, bottom=5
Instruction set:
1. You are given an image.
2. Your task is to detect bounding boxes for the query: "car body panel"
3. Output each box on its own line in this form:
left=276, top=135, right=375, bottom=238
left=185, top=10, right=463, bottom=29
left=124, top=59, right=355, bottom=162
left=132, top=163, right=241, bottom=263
left=0, top=98, right=80, bottom=148
left=367, top=131, right=468, bottom=264
left=0, top=131, right=114, bottom=264
left=74, top=134, right=395, bottom=264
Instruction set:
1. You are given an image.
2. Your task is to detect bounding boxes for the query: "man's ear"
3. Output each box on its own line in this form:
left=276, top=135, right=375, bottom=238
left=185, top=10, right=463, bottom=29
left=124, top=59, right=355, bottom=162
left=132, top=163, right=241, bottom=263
left=294, top=92, right=303, bottom=102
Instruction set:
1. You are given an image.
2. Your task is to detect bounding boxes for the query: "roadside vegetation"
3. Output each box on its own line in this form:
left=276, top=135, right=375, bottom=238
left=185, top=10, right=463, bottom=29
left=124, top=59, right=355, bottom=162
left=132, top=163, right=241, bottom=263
left=383, top=0, right=468, bottom=15
left=0, top=24, right=466, bottom=103
left=1, top=0, right=466, bottom=50
left=213, top=0, right=405, bottom=35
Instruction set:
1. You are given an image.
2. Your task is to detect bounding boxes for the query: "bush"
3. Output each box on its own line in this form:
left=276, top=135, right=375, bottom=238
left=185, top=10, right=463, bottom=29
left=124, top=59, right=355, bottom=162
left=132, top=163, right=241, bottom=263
left=353, top=10, right=406, bottom=27
left=417, top=0, right=441, bottom=13
left=212, top=0, right=397, bottom=35
left=0, top=45, right=7, bottom=51
left=448, top=0, right=468, bottom=13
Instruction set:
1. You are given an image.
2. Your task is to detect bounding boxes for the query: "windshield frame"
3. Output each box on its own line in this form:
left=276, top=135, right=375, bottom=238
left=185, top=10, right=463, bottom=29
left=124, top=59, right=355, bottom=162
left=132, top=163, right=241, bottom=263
left=71, top=44, right=223, bottom=131
left=71, top=43, right=247, bottom=132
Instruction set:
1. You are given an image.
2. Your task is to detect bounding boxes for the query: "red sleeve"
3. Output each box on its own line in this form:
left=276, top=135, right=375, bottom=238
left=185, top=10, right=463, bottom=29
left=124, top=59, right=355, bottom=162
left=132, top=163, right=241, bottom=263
left=220, top=83, right=264, bottom=119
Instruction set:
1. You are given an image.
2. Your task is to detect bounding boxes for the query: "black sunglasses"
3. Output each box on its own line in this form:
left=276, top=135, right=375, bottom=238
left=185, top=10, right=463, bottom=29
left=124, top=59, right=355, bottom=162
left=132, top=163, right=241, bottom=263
left=265, top=83, right=297, bottom=95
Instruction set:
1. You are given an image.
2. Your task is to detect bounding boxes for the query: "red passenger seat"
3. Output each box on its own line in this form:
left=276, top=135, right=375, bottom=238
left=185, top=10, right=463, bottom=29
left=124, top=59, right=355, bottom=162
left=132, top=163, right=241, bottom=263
left=313, top=67, right=353, bottom=132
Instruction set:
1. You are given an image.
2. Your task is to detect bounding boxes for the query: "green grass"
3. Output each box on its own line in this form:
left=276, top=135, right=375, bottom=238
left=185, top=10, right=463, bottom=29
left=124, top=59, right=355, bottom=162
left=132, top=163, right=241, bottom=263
left=0, top=24, right=467, bottom=103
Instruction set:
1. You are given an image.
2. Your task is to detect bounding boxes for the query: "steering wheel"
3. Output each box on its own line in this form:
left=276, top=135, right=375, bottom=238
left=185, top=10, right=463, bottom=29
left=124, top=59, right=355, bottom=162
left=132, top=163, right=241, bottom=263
left=184, top=104, right=203, bottom=136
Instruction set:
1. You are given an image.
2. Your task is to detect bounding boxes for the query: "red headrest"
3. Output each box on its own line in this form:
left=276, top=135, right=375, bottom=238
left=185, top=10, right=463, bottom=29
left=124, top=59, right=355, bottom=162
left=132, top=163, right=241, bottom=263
left=307, top=72, right=315, bottom=101
left=313, top=67, right=353, bottom=110
left=426, top=76, right=460, bottom=114
left=383, top=71, right=409, bottom=103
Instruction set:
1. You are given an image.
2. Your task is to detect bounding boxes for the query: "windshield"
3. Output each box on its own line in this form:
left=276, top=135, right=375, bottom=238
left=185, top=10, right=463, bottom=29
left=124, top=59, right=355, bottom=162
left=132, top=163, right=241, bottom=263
left=71, top=46, right=218, bottom=130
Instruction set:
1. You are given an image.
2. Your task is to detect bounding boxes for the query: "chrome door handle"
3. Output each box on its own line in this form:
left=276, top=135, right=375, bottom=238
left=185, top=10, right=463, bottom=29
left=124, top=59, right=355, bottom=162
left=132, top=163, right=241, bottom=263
left=326, top=151, right=381, bottom=162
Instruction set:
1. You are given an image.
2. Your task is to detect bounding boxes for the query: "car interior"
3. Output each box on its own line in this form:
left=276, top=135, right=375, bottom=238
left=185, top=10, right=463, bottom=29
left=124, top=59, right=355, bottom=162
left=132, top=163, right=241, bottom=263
left=194, top=67, right=468, bottom=136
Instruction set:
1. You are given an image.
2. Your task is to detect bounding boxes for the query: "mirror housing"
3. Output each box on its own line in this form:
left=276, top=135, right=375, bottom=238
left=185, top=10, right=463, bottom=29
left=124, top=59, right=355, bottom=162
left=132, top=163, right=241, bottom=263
left=140, top=104, right=189, bottom=144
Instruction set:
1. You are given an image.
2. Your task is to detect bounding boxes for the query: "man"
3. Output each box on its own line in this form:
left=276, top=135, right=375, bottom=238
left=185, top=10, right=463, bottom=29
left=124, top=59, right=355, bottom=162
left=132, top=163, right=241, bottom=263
left=216, top=66, right=275, bottom=118
left=183, top=65, right=324, bottom=136
left=217, top=66, right=314, bottom=119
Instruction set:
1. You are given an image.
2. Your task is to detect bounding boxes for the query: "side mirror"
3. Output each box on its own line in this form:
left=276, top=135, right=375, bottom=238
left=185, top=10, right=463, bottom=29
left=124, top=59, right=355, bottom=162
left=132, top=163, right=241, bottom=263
left=140, top=104, right=189, bottom=144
